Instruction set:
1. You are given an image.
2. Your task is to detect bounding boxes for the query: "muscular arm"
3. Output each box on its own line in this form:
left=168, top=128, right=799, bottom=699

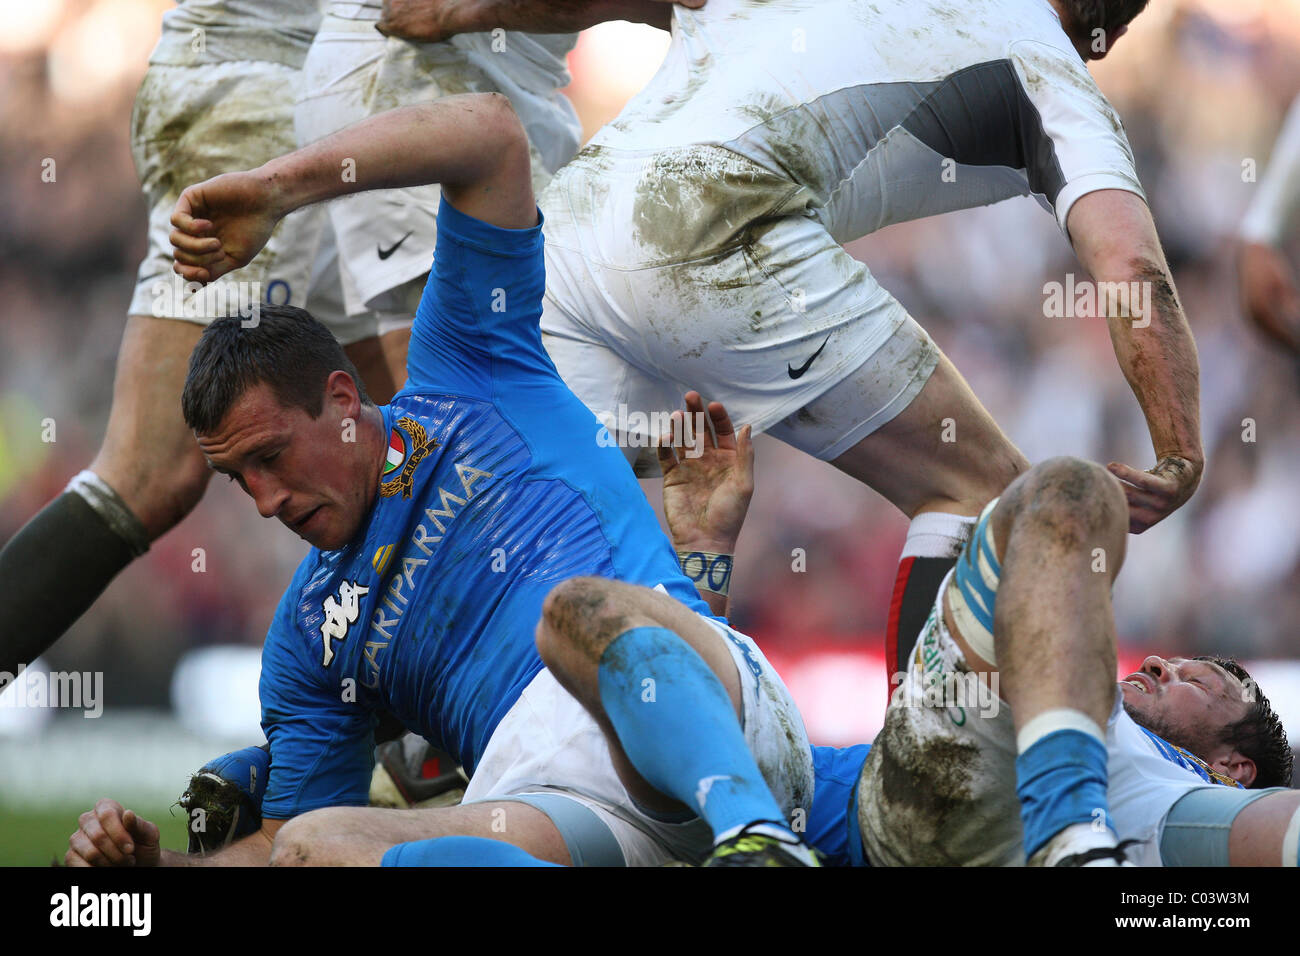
left=1229, top=789, right=1300, bottom=866
left=1067, top=189, right=1204, bottom=533
left=376, top=0, right=704, bottom=42
left=171, top=94, right=535, bottom=284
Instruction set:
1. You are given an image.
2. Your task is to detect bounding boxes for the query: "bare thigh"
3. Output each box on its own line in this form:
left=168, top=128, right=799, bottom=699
left=828, top=351, right=1028, bottom=517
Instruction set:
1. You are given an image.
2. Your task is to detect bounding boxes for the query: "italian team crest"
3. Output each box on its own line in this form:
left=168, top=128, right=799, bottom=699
left=380, top=417, right=435, bottom=499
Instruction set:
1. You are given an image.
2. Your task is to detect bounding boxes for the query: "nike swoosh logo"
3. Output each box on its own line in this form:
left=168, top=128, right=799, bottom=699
left=377, top=231, right=414, bottom=260
left=787, top=334, right=832, bottom=380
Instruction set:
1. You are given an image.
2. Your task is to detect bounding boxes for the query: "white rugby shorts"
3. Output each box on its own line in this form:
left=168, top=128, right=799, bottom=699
left=128, top=60, right=385, bottom=342
left=539, top=144, right=939, bottom=475
left=294, top=14, right=566, bottom=317
left=461, top=616, right=815, bottom=866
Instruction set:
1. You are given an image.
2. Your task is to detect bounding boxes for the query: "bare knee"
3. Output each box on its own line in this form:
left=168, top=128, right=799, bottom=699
left=1001, top=456, right=1127, bottom=549
left=536, top=576, right=633, bottom=667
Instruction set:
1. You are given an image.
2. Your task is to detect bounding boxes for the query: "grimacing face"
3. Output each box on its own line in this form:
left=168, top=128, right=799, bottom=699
left=1120, top=655, right=1253, bottom=774
left=196, top=378, right=378, bottom=551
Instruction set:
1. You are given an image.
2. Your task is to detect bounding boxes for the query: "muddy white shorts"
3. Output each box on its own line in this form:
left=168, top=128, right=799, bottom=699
left=461, top=617, right=815, bottom=866
left=294, top=13, right=578, bottom=317
left=126, top=60, right=387, bottom=341
left=539, top=144, right=939, bottom=475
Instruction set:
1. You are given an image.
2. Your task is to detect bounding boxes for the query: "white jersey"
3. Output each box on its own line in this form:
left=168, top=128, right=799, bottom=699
left=150, top=0, right=324, bottom=68
left=318, top=1, right=579, bottom=173
left=1108, top=695, right=1242, bottom=867
left=589, top=0, right=1145, bottom=240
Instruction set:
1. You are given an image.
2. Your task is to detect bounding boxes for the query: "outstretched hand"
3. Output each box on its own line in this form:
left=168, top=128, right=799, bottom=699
left=170, top=171, right=279, bottom=284
left=658, top=391, right=754, bottom=554
left=1107, top=455, right=1201, bottom=534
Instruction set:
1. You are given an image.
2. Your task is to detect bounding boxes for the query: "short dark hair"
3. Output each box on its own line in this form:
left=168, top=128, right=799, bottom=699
left=1060, top=0, right=1150, bottom=34
left=1198, top=656, right=1293, bottom=790
left=181, top=303, right=371, bottom=435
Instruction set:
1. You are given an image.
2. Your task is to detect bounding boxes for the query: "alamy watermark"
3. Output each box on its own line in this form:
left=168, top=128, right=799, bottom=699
left=1043, top=275, right=1151, bottom=329
left=889, top=669, right=1001, bottom=720
left=596, top=405, right=708, bottom=457
left=0, top=664, right=103, bottom=718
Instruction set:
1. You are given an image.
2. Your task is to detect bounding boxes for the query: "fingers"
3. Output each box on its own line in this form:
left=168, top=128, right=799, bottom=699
left=656, top=427, right=679, bottom=475
left=124, top=809, right=160, bottom=847
left=1106, top=460, right=1167, bottom=493
left=705, top=398, right=738, bottom=453
left=170, top=191, right=213, bottom=237
left=1108, top=461, right=1182, bottom=534
left=68, top=799, right=136, bottom=866
left=169, top=194, right=223, bottom=284
left=172, top=261, right=212, bottom=284
left=170, top=227, right=221, bottom=258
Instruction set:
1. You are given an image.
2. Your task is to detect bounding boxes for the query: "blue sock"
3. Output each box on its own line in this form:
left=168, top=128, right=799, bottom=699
left=381, top=836, right=561, bottom=867
left=1015, top=729, right=1113, bottom=858
left=597, top=626, right=787, bottom=841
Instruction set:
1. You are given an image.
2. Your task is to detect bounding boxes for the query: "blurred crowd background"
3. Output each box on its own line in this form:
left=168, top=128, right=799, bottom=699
left=2, top=1, right=1300, bottom=849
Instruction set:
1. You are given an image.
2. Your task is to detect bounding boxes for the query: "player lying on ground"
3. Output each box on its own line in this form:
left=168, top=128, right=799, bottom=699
left=0, top=0, right=418, bottom=672
left=528, top=0, right=1205, bottom=681
left=462, top=451, right=1298, bottom=867
left=66, top=95, right=817, bottom=868
left=840, top=455, right=1297, bottom=866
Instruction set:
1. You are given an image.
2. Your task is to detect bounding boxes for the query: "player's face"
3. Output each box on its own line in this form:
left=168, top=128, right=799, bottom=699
left=1119, top=656, right=1251, bottom=759
left=196, top=380, right=374, bottom=550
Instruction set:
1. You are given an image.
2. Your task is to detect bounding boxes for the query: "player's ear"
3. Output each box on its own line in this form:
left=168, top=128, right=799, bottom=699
left=1211, top=751, right=1257, bottom=788
left=324, top=369, right=362, bottom=420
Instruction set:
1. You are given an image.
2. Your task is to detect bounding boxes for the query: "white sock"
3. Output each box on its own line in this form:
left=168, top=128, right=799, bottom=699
left=1016, top=708, right=1106, bottom=754
left=901, top=511, right=976, bottom=560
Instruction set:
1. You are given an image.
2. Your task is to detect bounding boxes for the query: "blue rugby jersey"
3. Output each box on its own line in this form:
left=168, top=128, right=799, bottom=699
left=259, top=199, right=715, bottom=820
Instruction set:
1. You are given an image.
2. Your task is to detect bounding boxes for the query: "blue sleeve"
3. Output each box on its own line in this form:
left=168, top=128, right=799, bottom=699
left=404, top=198, right=556, bottom=398
left=258, top=562, right=375, bottom=820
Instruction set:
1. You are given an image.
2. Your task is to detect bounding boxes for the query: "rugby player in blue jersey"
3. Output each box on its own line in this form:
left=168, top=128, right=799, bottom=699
left=65, top=94, right=816, bottom=868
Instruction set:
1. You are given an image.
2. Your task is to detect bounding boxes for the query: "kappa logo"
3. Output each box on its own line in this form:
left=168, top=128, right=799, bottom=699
left=380, top=417, right=436, bottom=499
left=320, top=579, right=370, bottom=667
